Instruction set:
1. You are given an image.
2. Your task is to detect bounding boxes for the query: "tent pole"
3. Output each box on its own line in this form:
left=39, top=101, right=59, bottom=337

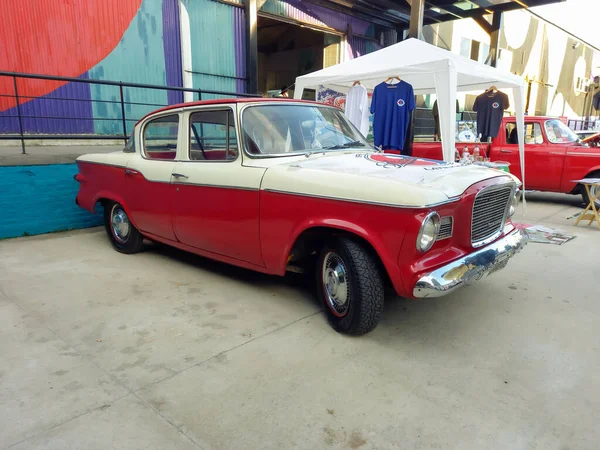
left=513, top=85, right=527, bottom=213
left=433, top=61, right=457, bottom=163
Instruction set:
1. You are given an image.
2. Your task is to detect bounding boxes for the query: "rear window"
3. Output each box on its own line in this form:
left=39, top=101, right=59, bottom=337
left=144, top=114, right=179, bottom=160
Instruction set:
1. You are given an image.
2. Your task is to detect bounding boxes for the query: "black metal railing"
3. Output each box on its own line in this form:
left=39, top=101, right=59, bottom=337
left=0, top=71, right=260, bottom=154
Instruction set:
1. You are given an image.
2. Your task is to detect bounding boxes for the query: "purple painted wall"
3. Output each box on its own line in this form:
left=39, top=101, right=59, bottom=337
left=234, top=7, right=247, bottom=94
left=0, top=74, right=94, bottom=135
left=162, top=0, right=184, bottom=105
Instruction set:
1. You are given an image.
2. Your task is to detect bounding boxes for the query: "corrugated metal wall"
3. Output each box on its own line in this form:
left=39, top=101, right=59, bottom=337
left=0, top=0, right=182, bottom=136
left=89, top=0, right=171, bottom=135
left=181, top=0, right=243, bottom=100
left=0, top=0, right=394, bottom=136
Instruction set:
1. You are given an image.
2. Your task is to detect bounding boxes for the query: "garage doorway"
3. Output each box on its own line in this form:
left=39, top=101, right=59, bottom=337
left=257, top=16, right=342, bottom=99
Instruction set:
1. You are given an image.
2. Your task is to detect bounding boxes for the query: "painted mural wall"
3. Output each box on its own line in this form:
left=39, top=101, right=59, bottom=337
left=0, top=0, right=183, bottom=135
left=0, top=0, right=393, bottom=137
left=424, top=10, right=600, bottom=119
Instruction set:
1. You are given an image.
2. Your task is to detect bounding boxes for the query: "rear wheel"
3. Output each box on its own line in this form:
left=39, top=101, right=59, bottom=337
left=104, top=201, right=144, bottom=254
left=316, top=237, right=384, bottom=335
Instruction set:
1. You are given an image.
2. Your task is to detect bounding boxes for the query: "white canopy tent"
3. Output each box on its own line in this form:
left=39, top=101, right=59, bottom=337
left=294, top=38, right=526, bottom=192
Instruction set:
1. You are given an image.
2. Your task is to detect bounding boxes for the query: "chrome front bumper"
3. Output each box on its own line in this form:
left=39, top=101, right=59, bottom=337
left=413, top=228, right=527, bottom=298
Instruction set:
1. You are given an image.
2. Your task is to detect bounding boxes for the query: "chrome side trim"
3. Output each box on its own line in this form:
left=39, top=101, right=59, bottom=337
left=262, top=188, right=460, bottom=209
left=172, top=181, right=258, bottom=191
left=76, top=160, right=127, bottom=170
left=568, top=152, right=600, bottom=157
left=413, top=228, right=527, bottom=298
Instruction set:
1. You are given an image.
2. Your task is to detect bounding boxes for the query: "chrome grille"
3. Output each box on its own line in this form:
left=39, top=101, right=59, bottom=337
left=471, top=185, right=513, bottom=245
left=437, top=216, right=453, bottom=240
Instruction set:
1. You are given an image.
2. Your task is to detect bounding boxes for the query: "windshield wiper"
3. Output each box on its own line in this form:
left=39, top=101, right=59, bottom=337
left=323, top=141, right=366, bottom=150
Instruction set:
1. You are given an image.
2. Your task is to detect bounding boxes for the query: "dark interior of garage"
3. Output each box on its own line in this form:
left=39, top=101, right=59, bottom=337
left=257, top=16, right=341, bottom=98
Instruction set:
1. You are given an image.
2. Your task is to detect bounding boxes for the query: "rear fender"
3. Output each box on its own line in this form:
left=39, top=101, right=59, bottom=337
left=92, top=191, right=140, bottom=230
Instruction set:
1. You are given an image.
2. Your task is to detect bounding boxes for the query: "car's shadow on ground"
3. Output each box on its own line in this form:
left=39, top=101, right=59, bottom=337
left=143, top=239, right=322, bottom=307
left=139, top=237, right=492, bottom=343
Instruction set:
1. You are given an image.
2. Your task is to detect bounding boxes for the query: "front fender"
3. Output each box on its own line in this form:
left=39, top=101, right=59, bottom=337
left=278, top=216, right=409, bottom=296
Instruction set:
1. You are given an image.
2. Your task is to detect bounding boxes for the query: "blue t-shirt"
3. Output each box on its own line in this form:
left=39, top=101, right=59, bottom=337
left=370, top=81, right=415, bottom=150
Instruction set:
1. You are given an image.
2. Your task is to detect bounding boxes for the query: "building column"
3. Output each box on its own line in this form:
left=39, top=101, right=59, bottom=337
left=408, top=0, right=424, bottom=40
left=475, top=10, right=503, bottom=67
left=489, top=11, right=503, bottom=68
left=245, top=0, right=258, bottom=94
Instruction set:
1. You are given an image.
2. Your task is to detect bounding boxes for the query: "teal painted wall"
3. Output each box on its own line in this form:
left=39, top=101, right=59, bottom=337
left=0, top=165, right=103, bottom=240
left=89, top=0, right=169, bottom=135
left=183, top=0, right=237, bottom=100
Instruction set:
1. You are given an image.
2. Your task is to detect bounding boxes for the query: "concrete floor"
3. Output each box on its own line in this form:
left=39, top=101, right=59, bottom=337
left=1, top=193, right=598, bottom=450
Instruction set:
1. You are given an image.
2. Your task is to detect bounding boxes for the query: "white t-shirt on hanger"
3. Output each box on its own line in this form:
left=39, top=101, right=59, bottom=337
left=344, top=84, right=370, bottom=137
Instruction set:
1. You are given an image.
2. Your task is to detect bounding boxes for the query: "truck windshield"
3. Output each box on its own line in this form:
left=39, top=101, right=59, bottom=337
left=544, top=120, right=579, bottom=144
left=242, top=104, right=371, bottom=156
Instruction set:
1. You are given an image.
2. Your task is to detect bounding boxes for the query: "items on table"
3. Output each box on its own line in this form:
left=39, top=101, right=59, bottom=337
left=344, top=82, right=370, bottom=137
left=370, top=78, right=415, bottom=152
left=473, top=87, right=509, bottom=141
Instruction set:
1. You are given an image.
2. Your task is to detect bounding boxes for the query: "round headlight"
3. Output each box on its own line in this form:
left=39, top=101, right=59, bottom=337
left=417, top=212, right=440, bottom=252
left=509, top=188, right=521, bottom=217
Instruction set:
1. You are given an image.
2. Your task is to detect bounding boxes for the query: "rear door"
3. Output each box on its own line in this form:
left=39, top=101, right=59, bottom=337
left=124, top=112, right=181, bottom=241
left=170, top=106, right=265, bottom=266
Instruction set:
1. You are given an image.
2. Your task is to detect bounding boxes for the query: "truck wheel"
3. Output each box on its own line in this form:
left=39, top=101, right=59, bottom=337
left=104, top=201, right=144, bottom=254
left=317, top=237, right=384, bottom=335
left=582, top=177, right=600, bottom=209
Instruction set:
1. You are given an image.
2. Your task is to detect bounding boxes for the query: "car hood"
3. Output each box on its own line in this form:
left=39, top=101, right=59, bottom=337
left=260, top=152, right=517, bottom=207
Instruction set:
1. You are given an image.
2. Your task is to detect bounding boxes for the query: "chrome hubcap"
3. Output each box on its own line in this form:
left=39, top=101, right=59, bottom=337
left=322, top=251, right=350, bottom=316
left=111, top=205, right=130, bottom=244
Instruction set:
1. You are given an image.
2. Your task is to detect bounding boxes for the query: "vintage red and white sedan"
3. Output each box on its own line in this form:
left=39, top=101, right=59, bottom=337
left=75, top=98, right=526, bottom=335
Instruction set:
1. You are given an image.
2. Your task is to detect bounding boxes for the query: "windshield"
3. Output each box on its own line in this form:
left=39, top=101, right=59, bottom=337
left=545, top=119, right=579, bottom=144
left=242, top=104, right=370, bottom=156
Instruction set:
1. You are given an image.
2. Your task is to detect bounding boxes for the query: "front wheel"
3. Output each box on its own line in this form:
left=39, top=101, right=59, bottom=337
left=104, top=201, right=144, bottom=254
left=317, top=237, right=384, bottom=335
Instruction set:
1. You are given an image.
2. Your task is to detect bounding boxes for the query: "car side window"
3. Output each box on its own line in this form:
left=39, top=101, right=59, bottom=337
left=189, top=110, right=238, bottom=161
left=505, top=122, right=543, bottom=145
left=144, top=114, right=179, bottom=160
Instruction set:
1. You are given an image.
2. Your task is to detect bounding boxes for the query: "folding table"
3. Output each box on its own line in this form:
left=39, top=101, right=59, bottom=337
left=572, top=178, right=600, bottom=229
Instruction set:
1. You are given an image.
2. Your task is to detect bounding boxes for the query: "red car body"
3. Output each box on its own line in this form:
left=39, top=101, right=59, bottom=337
left=75, top=99, right=526, bottom=335
left=412, top=116, right=600, bottom=200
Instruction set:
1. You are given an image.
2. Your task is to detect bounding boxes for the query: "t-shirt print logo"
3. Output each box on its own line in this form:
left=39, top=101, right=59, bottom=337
left=397, top=99, right=405, bottom=107
left=492, top=102, right=500, bottom=109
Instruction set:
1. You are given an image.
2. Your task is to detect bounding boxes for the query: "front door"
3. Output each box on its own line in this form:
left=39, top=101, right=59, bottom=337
left=171, top=107, right=265, bottom=266
left=124, top=113, right=180, bottom=241
left=500, top=121, right=565, bottom=191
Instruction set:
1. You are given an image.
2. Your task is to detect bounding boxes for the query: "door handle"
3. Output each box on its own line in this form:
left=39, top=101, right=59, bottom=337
left=500, top=149, right=513, bottom=154
left=124, top=169, right=139, bottom=175
left=172, top=173, right=189, bottom=179
left=550, top=152, right=563, bottom=155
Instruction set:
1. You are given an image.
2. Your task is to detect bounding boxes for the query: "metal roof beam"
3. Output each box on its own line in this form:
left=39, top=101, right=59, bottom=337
left=311, top=0, right=402, bottom=27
